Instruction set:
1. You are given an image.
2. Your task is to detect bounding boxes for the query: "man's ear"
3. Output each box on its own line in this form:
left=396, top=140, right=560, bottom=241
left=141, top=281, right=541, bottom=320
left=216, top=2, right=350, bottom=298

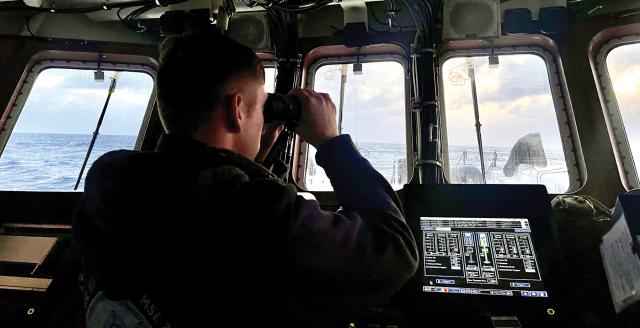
left=226, top=93, right=243, bottom=133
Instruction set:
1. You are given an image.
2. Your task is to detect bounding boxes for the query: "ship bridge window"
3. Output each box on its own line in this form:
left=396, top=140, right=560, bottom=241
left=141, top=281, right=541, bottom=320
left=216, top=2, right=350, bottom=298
left=0, top=65, right=155, bottom=191
left=597, top=39, right=640, bottom=189
left=264, top=66, right=276, bottom=93
left=441, top=51, right=578, bottom=194
left=301, top=60, right=409, bottom=191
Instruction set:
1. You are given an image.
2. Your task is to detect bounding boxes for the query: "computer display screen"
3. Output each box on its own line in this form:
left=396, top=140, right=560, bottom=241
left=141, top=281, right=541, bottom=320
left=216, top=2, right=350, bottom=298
left=420, top=217, right=548, bottom=298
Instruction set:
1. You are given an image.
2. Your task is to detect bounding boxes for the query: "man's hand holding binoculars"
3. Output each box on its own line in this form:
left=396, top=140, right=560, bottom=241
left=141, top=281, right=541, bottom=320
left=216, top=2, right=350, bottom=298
left=289, top=88, right=339, bottom=148
left=257, top=88, right=339, bottom=163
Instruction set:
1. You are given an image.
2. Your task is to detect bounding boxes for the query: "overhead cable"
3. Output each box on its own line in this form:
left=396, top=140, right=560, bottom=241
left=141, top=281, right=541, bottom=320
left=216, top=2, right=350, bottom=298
left=0, top=0, right=189, bottom=13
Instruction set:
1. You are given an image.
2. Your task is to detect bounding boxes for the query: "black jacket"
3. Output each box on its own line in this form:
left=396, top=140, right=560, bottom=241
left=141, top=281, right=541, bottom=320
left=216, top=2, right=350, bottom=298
left=73, top=133, right=418, bottom=326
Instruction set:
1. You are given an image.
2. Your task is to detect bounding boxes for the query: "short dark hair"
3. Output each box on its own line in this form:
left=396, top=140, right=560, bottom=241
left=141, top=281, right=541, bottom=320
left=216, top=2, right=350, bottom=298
left=157, top=32, right=263, bottom=135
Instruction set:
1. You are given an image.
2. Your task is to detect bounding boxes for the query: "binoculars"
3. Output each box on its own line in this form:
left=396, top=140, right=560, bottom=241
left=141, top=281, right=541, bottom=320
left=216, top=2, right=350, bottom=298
left=263, top=93, right=302, bottom=124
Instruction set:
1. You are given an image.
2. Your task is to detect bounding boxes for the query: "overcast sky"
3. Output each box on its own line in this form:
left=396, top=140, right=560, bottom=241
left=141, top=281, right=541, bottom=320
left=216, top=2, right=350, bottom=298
left=607, top=43, right=640, bottom=165
left=442, top=53, right=564, bottom=151
left=12, top=68, right=153, bottom=136
left=264, top=67, right=276, bottom=93
left=313, top=61, right=407, bottom=144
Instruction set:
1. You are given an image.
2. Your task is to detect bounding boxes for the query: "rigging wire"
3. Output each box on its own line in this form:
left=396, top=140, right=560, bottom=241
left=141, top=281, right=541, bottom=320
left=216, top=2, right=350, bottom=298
left=416, top=0, right=434, bottom=41
left=11, top=0, right=189, bottom=35
left=276, top=0, right=333, bottom=12
left=240, top=0, right=334, bottom=13
left=376, top=0, right=413, bottom=32
left=398, top=0, right=424, bottom=40
left=116, top=4, right=156, bottom=32
left=116, top=7, right=127, bottom=21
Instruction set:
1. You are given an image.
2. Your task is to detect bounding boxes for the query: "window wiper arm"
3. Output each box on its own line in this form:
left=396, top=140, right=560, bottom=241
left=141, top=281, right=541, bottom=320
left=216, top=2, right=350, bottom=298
left=467, top=59, right=486, bottom=184
left=74, top=72, right=120, bottom=190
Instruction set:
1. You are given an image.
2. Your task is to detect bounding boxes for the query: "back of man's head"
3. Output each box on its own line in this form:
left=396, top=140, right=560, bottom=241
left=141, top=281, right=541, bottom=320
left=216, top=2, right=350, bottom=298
left=157, top=32, right=263, bottom=135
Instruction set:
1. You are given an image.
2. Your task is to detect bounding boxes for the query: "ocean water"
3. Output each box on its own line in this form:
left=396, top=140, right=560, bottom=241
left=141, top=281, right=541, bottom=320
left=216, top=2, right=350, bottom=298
left=0, top=133, right=137, bottom=191
left=306, top=142, right=408, bottom=191
left=0, top=133, right=570, bottom=193
left=306, top=143, right=570, bottom=193
left=447, top=145, right=570, bottom=194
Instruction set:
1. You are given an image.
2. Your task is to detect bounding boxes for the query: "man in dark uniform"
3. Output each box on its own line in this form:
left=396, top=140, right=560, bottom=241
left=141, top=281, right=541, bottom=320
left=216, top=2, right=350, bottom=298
left=73, top=32, right=418, bottom=327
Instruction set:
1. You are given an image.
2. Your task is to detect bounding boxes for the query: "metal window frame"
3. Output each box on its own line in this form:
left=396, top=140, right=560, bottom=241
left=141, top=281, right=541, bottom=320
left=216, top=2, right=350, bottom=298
left=298, top=54, right=413, bottom=191
left=594, top=35, right=640, bottom=190
left=438, top=46, right=584, bottom=193
left=0, top=51, right=157, bottom=158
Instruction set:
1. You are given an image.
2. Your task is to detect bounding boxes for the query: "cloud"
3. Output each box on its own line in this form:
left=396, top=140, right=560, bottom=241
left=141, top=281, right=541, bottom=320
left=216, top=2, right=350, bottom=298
left=11, top=68, right=154, bottom=136
left=608, top=62, right=640, bottom=117
left=606, top=43, right=640, bottom=163
left=442, top=53, right=563, bottom=149
left=59, top=89, right=108, bottom=108
left=111, top=89, right=154, bottom=107
left=445, top=93, right=561, bottom=148
left=443, top=53, right=552, bottom=105
left=480, top=94, right=554, bottom=121
left=313, top=61, right=407, bottom=143
left=36, top=68, right=153, bottom=94
left=610, top=63, right=640, bottom=96
left=34, top=70, right=66, bottom=89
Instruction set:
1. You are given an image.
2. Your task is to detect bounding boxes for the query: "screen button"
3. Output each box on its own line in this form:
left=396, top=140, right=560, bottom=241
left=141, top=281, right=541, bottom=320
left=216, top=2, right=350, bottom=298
left=510, top=282, right=531, bottom=288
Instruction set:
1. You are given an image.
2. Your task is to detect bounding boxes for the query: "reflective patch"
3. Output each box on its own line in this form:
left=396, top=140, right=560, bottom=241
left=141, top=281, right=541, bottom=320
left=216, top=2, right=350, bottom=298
left=85, top=291, right=152, bottom=328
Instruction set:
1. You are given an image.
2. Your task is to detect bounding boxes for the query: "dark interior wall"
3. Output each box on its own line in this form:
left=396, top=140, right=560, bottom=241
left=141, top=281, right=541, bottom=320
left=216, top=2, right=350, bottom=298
left=558, top=13, right=640, bottom=206
left=0, top=37, right=41, bottom=123
left=0, top=12, right=158, bottom=44
left=0, top=12, right=30, bottom=36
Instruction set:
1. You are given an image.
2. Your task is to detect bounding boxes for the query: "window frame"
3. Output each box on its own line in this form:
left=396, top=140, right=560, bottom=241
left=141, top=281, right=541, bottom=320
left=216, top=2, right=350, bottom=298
left=438, top=46, right=584, bottom=193
left=0, top=50, right=157, bottom=158
left=593, top=34, right=640, bottom=190
left=297, top=54, right=413, bottom=191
